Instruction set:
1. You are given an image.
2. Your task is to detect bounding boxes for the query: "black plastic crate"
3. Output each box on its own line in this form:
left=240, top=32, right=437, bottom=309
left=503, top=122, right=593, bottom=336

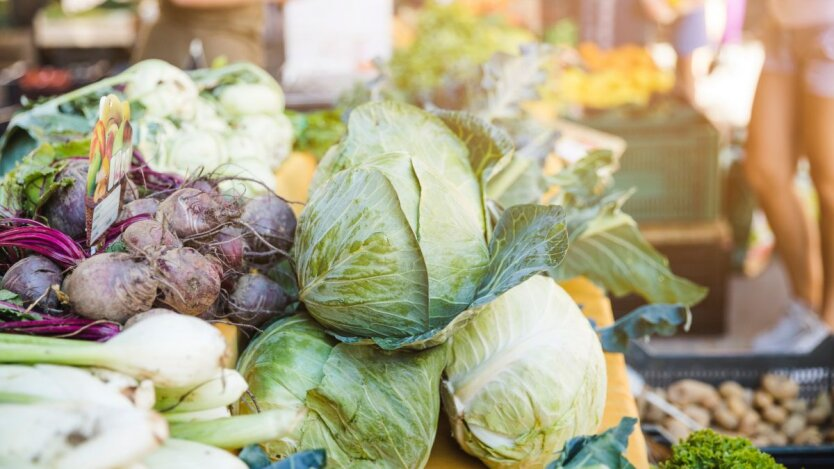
left=627, top=337, right=834, bottom=468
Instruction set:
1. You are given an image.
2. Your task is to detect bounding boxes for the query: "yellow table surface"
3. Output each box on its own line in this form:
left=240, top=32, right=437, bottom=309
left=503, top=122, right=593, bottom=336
left=274, top=155, right=649, bottom=469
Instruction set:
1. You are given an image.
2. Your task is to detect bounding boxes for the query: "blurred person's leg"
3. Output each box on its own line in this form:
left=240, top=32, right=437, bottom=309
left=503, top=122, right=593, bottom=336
left=746, top=71, right=818, bottom=308
left=801, top=26, right=834, bottom=326
left=747, top=68, right=829, bottom=351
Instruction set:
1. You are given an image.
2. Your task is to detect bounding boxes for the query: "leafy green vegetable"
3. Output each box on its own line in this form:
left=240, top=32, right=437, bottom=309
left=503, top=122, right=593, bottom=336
left=547, top=417, right=637, bottom=469
left=296, top=102, right=568, bottom=349
left=660, top=429, right=784, bottom=469
left=0, top=143, right=83, bottom=214
left=473, top=205, right=568, bottom=306
left=443, top=275, right=606, bottom=468
left=468, top=45, right=551, bottom=123
left=0, top=290, right=34, bottom=321
left=236, top=314, right=446, bottom=468
left=286, top=109, right=346, bottom=159
left=387, top=2, right=534, bottom=105
left=556, top=200, right=708, bottom=307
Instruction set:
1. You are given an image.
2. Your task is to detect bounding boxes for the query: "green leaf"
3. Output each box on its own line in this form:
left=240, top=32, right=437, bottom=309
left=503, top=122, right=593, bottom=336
left=548, top=150, right=617, bottom=207
left=432, top=110, right=514, bottom=181
left=597, top=304, right=691, bottom=353
left=432, top=109, right=513, bottom=238
left=555, top=203, right=708, bottom=307
left=0, top=143, right=80, bottom=215
left=294, top=168, right=430, bottom=340
left=486, top=156, right=547, bottom=207
left=286, top=109, right=347, bottom=160
left=547, top=417, right=637, bottom=469
left=469, top=45, right=552, bottom=122
left=473, top=204, right=568, bottom=306
left=0, top=290, right=36, bottom=321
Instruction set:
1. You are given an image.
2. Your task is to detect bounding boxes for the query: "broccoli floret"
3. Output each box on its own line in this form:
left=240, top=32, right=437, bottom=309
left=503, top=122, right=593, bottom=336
left=660, top=429, right=784, bottom=469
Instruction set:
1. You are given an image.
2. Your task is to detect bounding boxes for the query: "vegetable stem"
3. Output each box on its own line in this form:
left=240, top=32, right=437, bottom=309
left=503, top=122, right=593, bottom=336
left=168, top=409, right=303, bottom=449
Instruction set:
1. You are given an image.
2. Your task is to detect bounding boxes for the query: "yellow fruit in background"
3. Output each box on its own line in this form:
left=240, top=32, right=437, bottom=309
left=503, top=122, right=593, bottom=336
left=274, top=151, right=317, bottom=216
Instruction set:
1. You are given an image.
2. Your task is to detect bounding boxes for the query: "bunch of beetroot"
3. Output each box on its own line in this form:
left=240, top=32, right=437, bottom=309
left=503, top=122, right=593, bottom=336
left=1, top=156, right=297, bottom=340
left=63, top=186, right=296, bottom=327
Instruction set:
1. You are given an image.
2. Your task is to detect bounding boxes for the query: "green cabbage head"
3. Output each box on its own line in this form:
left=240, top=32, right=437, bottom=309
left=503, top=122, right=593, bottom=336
left=236, top=313, right=447, bottom=468
left=442, top=275, right=607, bottom=468
left=293, top=101, right=568, bottom=349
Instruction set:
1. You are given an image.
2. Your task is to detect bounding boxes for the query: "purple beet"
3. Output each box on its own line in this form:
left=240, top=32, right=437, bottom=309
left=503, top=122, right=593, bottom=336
left=156, top=188, right=240, bottom=239
left=118, top=198, right=159, bottom=222
left=240, top=195, right=296, bottom=263
left=226, top=273, right=288, bottom=327
left=42, top=160, right=88, bottom=239
left=1, top=255, right=62, bottom=310
left=123, top=219, right=181, bottom=255
left=154, top=247, right=221, bottom=316
left=63, top=253, right=158, bottom=322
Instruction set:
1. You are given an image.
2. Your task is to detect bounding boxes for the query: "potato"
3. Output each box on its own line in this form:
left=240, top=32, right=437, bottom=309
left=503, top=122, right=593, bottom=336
left=793, top=426, right=823, bottom=446
left=823, top=428, right=834, bottom=443
left=762, top=374, right=800, bottom=401
left=682, top=404, right=711, bottom=427
left=770, top=433, right=789, bottom=446
left=644, top=388, right=666, bottom=424
left=781, top=413, right=806, bottom=439
left=668, top=379, right=721, bottom=409
left=783, top=398, right=808, bottom=414
left=738, top=410, right=761, bottom=436
left=663, top=417, right=691, bottom=444
left=726, top=395, right=749, bottom=417
left=719, top=381, right=746, bottom=399
left=754, top=390, right=775, bottom=409
left=755, top=421, right=776, bottom=437
left=808, top=392, right=832, bottom=425
left=751, top=435, right=771, bottom=447
left=714, top=405, right=740, bottom=430
left=763, top=405, right=788, bottom=425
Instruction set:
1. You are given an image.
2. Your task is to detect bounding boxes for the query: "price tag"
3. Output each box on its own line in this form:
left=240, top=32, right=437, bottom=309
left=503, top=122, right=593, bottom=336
left=85, top=94, right=132, bottom=252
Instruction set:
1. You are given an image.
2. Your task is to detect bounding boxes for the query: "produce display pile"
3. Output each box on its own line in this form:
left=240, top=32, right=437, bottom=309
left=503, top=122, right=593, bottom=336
left=640, top=375, right=834, bottom=447
left=0, top=5, right=717, bottom=467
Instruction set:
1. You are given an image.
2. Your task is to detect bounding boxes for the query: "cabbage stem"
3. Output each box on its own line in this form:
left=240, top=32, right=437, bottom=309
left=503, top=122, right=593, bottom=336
left=169, top=409, right=302, bottom=449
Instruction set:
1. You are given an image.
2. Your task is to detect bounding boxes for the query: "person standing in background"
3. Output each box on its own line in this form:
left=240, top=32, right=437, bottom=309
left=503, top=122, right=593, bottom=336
left=746, top=0, right=834, bottom=352
left=135, top=0, right=266, bottom=67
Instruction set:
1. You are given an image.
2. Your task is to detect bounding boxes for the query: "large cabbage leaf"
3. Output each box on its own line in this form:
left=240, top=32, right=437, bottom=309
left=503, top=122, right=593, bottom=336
left=443, top=276, right=606, bottom=468
left=237, top=314, right=446, bottom=469
left=294, top=168, right=429, bottom=339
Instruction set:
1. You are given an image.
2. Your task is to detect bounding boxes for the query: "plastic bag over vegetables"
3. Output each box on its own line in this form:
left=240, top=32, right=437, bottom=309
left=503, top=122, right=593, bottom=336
left=442, top=275, right=606, bottom=468
left=235, top=314, right=447, bottom=468
left=294, top=101, right=568, bottom=349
